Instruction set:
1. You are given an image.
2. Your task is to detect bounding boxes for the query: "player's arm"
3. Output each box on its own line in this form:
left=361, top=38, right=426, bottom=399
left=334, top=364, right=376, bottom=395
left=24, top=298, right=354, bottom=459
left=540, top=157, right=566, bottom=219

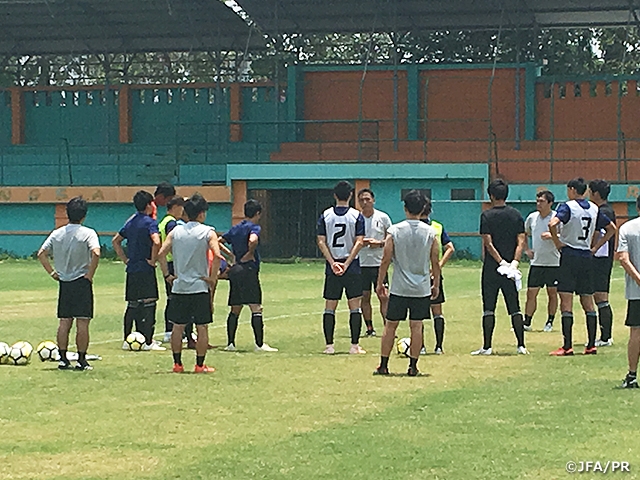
left=317, top=235, right=343, bottom=275
left=514, top=233, right=526, bottom=264
left=37, top=243, right=59, bottom=281
left=430, top=238, right=441, bottom=300
left=618, top=251, right=640, bottom=287
left=158, top=232, right=174, bottom=283
left=148, top=233, right=161, bottom=266
left=548, top=216, right=565, bottom=250
left=204, top=231, right=222, bottom=292
left=439, top=230, right=455, bottom=268
left=342, top=235, right=364, bottom=271
left=111, top=233, right=128, bottom=264
left=481, top=234, right=504, bottom=264
left=376, top=235, right=393, bottom=298
left=591, top=215, right=617, bottom=253
left=85, top=247, right=101, bottom=283
left=240, top=232, right=259, bottom=263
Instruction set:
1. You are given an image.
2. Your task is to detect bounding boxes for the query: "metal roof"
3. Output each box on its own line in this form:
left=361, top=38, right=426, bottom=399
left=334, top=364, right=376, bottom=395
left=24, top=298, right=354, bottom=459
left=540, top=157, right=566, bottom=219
left=0, top=0, right=264, bottom=56
left=235, top=0, right=640, bottom=34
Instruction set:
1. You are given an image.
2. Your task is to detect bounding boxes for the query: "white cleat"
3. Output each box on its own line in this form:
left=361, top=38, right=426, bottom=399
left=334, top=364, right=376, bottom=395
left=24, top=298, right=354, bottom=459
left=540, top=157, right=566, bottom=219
left=349, top=345, right=367, bottom=355
left=255, top=343, right=278, bottom=352
left=420, top=346, right=427, bottom=355
left=595, top=338, right=613, bottom=347
left=517, top=346, right=530, bottom=355
left=323, top=344, right=335, bottom=355
left=142, top=342, right=166, bottom=351
left=471, top=347, right=492, bottom=356
left=163, top=332, right=172, bottom=343
left=223, top=344, right=236, bottom=352
left=122, top=341, right=129, bottom=351
left=543, top=323, right=553, bottom=332
left=523, top=325, right=533, bottom=332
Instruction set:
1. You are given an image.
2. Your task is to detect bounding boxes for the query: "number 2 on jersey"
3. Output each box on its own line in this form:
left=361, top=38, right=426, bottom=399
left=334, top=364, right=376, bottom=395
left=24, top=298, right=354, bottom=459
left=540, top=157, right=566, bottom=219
left=332, top=223, right=347, bottom=247
left=578, top=216, right=592, bottom=241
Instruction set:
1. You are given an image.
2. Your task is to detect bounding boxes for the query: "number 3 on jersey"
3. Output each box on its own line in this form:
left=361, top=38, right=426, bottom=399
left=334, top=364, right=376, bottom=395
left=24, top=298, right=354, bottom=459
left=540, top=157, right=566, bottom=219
left=332, top=223, right=347, bottom=247
left=578, top=217, right=592, bottom=241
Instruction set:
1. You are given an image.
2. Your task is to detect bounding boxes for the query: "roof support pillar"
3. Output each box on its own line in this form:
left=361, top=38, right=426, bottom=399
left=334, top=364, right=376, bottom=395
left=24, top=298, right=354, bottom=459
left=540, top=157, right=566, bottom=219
left=10, top=87, right=24, bottom=145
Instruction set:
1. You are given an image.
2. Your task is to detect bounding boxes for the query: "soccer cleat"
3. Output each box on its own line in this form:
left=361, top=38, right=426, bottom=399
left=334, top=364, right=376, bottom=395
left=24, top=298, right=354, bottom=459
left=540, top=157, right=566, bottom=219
left=373, top=366, right=389, bottom=375
left=57, top=360, right=72, bottom=370
left=595, top=338, right=613, bottom=347
left=584, top=346, right=598, bottom=355
left=163, top=332, right=172, bottom=343
left=172, top=363, right=184, bottom=373
left=543, top=322, right=553, bottom=332
left=407, top=366, right=419, bottom=377
left=194, top=364, right=215, bottom=373
left=323, top=345, right=335, bottom=355
left=517, top=346, right=529, bottom=355
left=470, top=347, right=492, bottom=356
left=142, top=343, right=166, bottom=351
left=75, top=362, right=93, bottom=371
left=365, top=329, right=376, bottom=337
left=420, top=346, right=427, bottom=355
left=153, top=339, right=162, bottom=347
left=523, top=325, right=533, bottom=332
left=223, top=344, right=236, bottom=352
left=349, top=345, right=367, bottom=355
left=434, top=347, right=444, bottom=355
left=549, top=347, right=574, bottom=356
left=255, top=343, right=278, bottom=352
left=122, top=341, right=129, bottom=351
left=620, top=375, right=639, bottom=389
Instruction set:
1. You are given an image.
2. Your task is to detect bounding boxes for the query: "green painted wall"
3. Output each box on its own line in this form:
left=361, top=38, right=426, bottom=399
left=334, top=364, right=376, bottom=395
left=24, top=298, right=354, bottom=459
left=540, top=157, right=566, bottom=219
left=0, top=94, right=10, bottom=146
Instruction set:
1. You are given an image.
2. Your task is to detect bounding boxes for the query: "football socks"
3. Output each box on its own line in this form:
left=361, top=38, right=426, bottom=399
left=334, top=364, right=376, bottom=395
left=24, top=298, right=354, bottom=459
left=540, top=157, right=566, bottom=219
left=524, top=314, right=533, bottom=328
left=349, top=309, right=362, bottom=345
left=172, top=352, right=182, bottom=366
left=323, top=310, right=336, bottom=345
left=597, top=301, right=613, bottom=342
left=586, top=311, right=597, bottom=349
left=511, top=312, right=526, bottom=348
left=251, top=312, right=264, bottom=348
left=561, top=312, right=574, bottom=351
left=226, top=312, right=239, bottom=346
left=434, top=315, right=445, bottom=350
left=196, top=355, right=205, bottom=367
left=482, top=313, right=495, bottom=350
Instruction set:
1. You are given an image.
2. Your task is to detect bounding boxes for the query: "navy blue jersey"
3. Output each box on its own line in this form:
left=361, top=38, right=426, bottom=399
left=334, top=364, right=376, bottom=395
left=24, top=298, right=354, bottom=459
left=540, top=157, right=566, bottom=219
left=118, top=212, right=159, bottom=273
left=222, top=220, right=261, bottom=270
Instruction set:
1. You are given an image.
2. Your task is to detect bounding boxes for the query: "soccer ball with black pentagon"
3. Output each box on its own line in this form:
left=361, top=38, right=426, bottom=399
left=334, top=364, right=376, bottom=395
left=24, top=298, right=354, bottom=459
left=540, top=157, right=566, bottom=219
left=396, top=337, right=411, bottom=357
left=36, top=341, right=59, bottom=362
left=7, top=341, right=33, bottom=365
left=125, top=332, right=146, bottom=351
left=0, top=342, right=10, bottom=364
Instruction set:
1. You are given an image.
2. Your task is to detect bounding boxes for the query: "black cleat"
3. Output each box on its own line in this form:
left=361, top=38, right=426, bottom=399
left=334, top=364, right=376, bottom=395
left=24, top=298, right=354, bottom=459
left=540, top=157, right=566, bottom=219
left=407, top=366, right=419, bottom=377
left=373, top=366, right=389, bottom=375
left=58, top=361, right=72, bottom=370
left=620, top=375, right=638, bottom=389
left=75, top=362, right=93, bottom=371
left=365, top=329, right=377, bottom=337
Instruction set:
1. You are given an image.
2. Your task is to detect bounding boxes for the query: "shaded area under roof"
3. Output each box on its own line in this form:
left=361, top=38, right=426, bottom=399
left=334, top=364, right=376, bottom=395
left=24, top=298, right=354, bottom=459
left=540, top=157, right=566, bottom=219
left=0, top=0, right=264, bottom=56
left=236, top=0, right=640, bottom=34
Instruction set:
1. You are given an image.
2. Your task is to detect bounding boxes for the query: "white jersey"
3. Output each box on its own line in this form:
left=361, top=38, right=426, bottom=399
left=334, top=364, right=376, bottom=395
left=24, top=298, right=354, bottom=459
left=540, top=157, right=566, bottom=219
left=360, top=209, right=392, bottom=267
left=320, top=206, right=364, bottom=260
left=559, top=200, right=599, bottom=251
left=171, top=222, right=214, bottom=294
left=40, top=224, right=100, bottom=282
left=525, top=211, right=560, bottom=267
left=388, top=220, right=437, bottom=298
left=618, top=217, right=640, bottom=300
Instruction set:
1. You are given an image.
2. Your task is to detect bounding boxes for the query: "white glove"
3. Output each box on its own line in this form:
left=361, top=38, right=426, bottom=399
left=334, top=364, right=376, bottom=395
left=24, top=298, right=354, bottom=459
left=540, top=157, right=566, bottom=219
left=510, top=260, right=519, bottom=270
left=497, top=264, right=510, bottom=277
left=499, top=260, right=509, bottom=267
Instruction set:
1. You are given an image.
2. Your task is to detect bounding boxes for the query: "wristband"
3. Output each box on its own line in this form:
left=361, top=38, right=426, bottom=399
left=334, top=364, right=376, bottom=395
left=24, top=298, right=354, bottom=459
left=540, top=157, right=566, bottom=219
left=50, top=270, right=57, bottom=277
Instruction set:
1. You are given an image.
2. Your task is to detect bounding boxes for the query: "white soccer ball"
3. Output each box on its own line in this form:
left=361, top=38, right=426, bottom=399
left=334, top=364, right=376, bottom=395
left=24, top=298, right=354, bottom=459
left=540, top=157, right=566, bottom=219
left=7, top=341, right=33, bottom=365
left=126, top=332, right=146, bottom=351
left=396, top=337, right=411, bottom=357
left=36, top=341, right=59, bottom=362
left=0, top=342, right=11, bottom=364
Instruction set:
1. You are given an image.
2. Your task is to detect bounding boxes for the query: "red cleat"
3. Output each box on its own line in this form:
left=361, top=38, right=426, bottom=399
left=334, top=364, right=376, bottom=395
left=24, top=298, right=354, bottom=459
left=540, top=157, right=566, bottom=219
left=584, top=346, right=597, bottom=355
left=194, top=364, right=216, bottom=374
left=172, top=363, right=184, bottom=373
left=549, top=347, right=574, bottom=356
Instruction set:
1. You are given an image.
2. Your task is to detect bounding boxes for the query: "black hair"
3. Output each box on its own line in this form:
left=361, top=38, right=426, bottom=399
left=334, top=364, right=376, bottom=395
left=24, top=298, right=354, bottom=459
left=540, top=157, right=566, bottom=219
left=487, top=179, right=508, bottom=201
left=333, top=181, right=353, bottom=201
left=66, top=196, right=87, bottom=223
left=536, top=190, right=555, bottom=204
left=183, top=193, right=209, bottom=221
left=357, top=188, right=375, bottom=199
left=636, top=195, right=640, bottom=211
left=154, top=182, right=176, bottom=198
left=588, top=179, right=611, bottom=200
left=244, top=199, right=262, bottom=218
left=567, top=177, right=587, bottom=195
left=403, top=189, right=427, bottom=215
left=167, top=196, right=186, bottom=210
left=422, top=196, right=432, bottom=216
left=133, top=190, right=154, bottom=212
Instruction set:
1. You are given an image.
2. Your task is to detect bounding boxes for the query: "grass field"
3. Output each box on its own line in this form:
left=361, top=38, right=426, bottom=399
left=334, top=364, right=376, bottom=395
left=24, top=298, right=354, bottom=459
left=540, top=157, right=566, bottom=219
left=0, top=259, right=638, bottom=480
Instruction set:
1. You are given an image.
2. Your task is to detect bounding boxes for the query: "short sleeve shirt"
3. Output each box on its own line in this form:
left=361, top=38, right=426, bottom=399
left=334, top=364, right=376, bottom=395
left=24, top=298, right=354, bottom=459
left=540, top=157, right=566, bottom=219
left=617, top=217, right=640, bottom=300
left=388, top=220, right=437, bottom=297
left=480, top=205, right=525, bottom=270
left=222, top=220, right=261, bottom=270
left=524, top=211, right=560, bottom=267
left=118, top=212, right=159, bottom=273
left=41, top=224, right=100, bottom=282
left=360, top=209, right=392, bottom=267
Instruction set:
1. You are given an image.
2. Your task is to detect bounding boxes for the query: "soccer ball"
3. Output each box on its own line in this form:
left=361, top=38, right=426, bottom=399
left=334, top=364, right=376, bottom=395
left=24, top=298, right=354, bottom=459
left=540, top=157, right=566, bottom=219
left=7, top=341, right=33, bottom=365
left=0, top=342, right=10, bottom=364
left=125, top=332, right=146, bottom=351
left=396, top=337, right=411, bottom=357
left=36, top=341, right=59, bottom=362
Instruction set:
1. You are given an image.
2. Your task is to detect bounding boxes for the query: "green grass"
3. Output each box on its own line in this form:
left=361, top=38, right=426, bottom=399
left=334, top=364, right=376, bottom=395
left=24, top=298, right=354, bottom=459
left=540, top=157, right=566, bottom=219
left=0, top=260, right=639, bottom=480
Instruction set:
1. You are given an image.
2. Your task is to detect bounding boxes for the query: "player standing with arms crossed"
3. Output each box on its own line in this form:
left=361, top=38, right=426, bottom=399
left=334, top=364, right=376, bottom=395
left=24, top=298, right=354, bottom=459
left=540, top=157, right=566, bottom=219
left=317, top=181, right=366, bottom=355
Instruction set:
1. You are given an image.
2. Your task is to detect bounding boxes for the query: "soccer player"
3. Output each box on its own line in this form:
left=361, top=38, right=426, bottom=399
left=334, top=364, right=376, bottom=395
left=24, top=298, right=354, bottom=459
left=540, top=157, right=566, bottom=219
left=472, top=179, right=528, bottom=356
left=317, top=180, right=366, bottom=355
left=37, top=197, right=100, bottom=371
left=616, top=196, right=640, bottom=388
left=548, top=177, right=616, bottom=356
left=158, top=197, right=188, bottom=345
left=523, top=190, right=559, bottom=332
left=374, top=190, right=440, bottom=376
left=220, top=199, right=277, bottom=352
left=421, top=197, right=454, bottom=354
left=112, top=190, right=166, bottom=351
left=150, top=182, right=176, bottom=220
left=589, top=179, right=617, bottom=347
left=158, top=194, right=220, bottom=373
left=357, top=188, right=392, bottom=337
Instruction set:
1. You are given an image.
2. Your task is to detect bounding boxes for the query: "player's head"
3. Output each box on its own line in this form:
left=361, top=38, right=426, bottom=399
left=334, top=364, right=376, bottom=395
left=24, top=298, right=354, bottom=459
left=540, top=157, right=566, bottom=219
left=154, top=182, right=176, bottom=207
left=133, top=190, right=154, bottom=213
left=536, top=190, right=554, bottom=212
left=244, top=199, right=262, bottom=219
left=184, top=193, right=208, bottom=222
left=567, top=177, right=587, bottom=198
left=588, top=179, right=610, bottom=202
left=334, top=181, right=353, bottom=202
left=66, top=196, right=87, bottom=224
left=487, top=179, right=508, bottom=201
left=167, top=196, right=185, bottom=217
left=636, top=195, right=640, bottom=212
left=357, top=188, right=375, bottom=211
left=421, top=197, right=432, bottom=218
left=403, top=190, right=427, bottom=216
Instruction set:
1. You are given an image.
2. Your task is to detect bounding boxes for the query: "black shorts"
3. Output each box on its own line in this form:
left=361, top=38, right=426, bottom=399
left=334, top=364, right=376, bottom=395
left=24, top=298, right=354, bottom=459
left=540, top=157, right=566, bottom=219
left=592, top=257, right=614, bottom=293
left=482, top=267, right=520, bottom=315
left=169, top=292, right=212, bottom=325
left=228, top=264, right=262, bottom=306
left=323, top=273, right=362, bottom=300
left=527, top=266, right=559, bottom=289
left=361, top=266, right=388, bottom=292
left=557, top=254, right=594, bottom=296
left=431, top=275, right=445, bottom=305
left=125, top=270, right=159, bottom=302
left=386, top=294, right=431, bottom=321
left=58, top=277, right=94, bottom=319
